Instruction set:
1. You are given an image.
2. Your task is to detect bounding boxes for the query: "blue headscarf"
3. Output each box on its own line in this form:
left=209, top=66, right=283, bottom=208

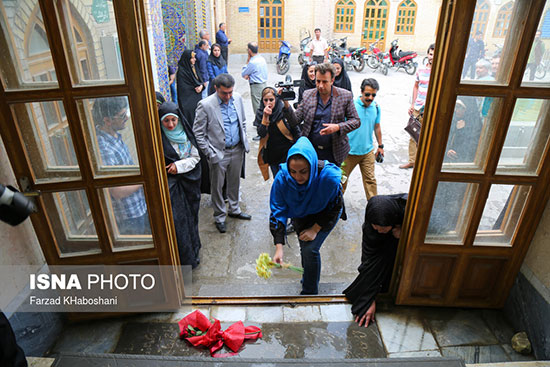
left=270, top=137, right=341, bottom=223
left=159, top=102, right=193, bottom=158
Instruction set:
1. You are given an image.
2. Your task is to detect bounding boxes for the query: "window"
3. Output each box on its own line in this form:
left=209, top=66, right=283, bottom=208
left=493, top=2, right=513, bottom=38
left=334, top=0, right=355, bottom=33
left=395, top=0, right=417, bottom=35
left=471, top=0, right=490, bottom=37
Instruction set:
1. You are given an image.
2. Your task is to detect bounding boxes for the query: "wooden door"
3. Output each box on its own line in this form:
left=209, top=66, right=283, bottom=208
left=258, top=0, right=284, bottom=52
left=0, top=0, right=183, bottom=305
left=361, top=0, right=388, bottom=50
left=396, top=0, right=550, bottom=308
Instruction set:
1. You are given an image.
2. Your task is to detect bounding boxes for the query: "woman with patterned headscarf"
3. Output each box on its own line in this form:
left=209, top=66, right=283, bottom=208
left=159, top=101, right=202, bottom=269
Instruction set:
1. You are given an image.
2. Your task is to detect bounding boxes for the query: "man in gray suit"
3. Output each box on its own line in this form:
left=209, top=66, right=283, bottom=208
left=193, top=73, right=251, bottom=233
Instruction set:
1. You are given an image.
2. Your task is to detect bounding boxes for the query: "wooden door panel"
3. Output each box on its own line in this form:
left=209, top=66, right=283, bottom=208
left=457, top=257, right=507, bottom=301
left=258, top=0, right=284, bottom=52
left=410, top=254, right=456, bottom=299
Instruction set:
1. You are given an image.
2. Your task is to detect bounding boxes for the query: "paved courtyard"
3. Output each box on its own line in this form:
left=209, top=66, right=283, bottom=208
left=192, top=54, right=417, bottom=297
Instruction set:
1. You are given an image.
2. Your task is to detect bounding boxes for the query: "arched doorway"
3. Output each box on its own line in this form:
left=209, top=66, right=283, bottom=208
left=258, top=0, right=284, bottom=52
left=361, top=0, right=389, bottom=50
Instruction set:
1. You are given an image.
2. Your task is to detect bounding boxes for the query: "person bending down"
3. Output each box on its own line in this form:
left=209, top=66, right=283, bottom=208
left=270, top=137, right=344, bottom=295
left=343, top=193, right=407, bottom=326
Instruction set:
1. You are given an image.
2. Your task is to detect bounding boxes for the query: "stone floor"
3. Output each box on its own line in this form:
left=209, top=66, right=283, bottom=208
left=47, top=303, right=539, bottom=365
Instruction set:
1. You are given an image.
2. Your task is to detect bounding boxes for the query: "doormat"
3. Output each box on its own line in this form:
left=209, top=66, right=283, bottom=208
left=53, top=353, right=466, bottom=366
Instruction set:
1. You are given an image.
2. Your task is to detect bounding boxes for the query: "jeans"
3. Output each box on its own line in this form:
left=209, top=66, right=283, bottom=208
left=170, top=82, right=177, bottom=102
left=202, top=82, right=209, bottom=99
left=298, top=208, right=341, bottom=294
left=269, top=163, right=281, bottom=178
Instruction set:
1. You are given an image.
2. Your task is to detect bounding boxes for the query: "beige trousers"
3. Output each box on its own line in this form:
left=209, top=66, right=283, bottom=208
left=341, top=151, right=377, bottom=200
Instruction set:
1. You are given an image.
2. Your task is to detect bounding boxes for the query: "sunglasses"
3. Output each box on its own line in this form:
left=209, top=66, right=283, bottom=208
left=363, top=93, right=376, bottom=97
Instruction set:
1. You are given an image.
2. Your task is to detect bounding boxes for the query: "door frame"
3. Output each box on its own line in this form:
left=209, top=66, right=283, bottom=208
left=393, top=0, right=550, bottom=308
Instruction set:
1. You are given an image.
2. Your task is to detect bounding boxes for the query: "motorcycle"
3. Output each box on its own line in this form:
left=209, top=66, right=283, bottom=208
left=365, top=39, right=384, bottom=69
left=298, top=30, right=312, bottom=66
left=347, top=47, right=367, bottom=72
left=387, top=39, right=418, bottom=75
left=276, top=40, right=291, bottom=75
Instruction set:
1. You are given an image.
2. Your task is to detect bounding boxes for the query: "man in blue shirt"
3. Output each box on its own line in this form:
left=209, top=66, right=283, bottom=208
left=241, top=42, right=268, bottom=140
left=92, top=97, right=151, bottom=235
left=341, top=78, right=384, bottom=200
left=194, top=40, right=210, bottom=98
left=215, top=22, right=232, bottom=65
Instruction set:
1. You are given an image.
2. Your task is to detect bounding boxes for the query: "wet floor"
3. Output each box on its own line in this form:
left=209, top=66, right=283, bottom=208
left=49, top=304, right=536, bottom=364
left=192, top=56, right=414, bottom=297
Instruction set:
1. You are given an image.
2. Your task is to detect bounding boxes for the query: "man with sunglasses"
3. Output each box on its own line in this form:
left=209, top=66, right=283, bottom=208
left=341, top=78, right=383, bottom=200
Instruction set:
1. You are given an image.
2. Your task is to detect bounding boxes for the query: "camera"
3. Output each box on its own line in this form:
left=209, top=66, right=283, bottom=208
left=275, top=75, right=305, bottom=101
left=0, top=184, right=37, bottom=226
left=375, top=152, right=384, bottom=163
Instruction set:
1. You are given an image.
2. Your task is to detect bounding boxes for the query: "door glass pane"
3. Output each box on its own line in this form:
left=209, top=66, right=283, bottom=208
left=260, top=29, right=265, bottom=38
left=474, top=184, right=530, bottom=246
left=442, top=96, right=503, bottom=173
left=461, top=0, right=523, bottom=85
left=278, top=6, right=282, bottom=16
left=0, top=0, right=58, bottom=90
left=42, top=190, right=100, bottom=256
left=266, top=18, right=270, bottom=27
left=266, top=7, right=270, bottom=16
left=10, top=101, right=81, bottom=183
left=426, top=182, right=479, bottom=245
left=77, top=96, right=141, bottom=178
left=521, top=3, right=550, bottom=86
left=56, top=0, right=125, bottom=85
left=278, top=29, right=281, bottom=39
left=100, top=185, right=153, bottom=249
left=272, top=29, right=276, bottom=38
left=260, top=7, right=264, bottom=16
left=496, top=99, right=550, bottom=175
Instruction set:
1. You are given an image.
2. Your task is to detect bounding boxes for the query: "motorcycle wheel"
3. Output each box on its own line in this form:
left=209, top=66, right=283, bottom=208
left=535, top=64, right=546, bottom=79
left=366, top=55, right=378, bottom=69
left=405, top=62, right=417, bottom=75
left=381, top=64, right=388, bottom=76
left=298, top=54, right=304, bottom=66
left=276, top=55, right=290, bottom=75
left=354, top=57, right=365, bottom=72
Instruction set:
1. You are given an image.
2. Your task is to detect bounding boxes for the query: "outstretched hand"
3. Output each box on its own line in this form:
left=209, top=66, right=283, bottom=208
left=320, top=123, right=340, bottom=135
left=355, top=300, right=376, bottom=327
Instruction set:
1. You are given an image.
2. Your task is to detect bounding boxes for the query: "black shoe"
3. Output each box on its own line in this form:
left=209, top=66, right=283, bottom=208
left=252, top=135, right=261, bottom=141
left=215, top=222, right=226, bottom=233
left=228, top=212, right=252, bottom=220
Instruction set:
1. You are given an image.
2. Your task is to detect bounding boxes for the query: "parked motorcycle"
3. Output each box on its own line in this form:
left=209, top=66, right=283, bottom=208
left=387, top=39, right=418, bottom=75
left=347, top=47, right=367, bottom=72
left=298, top=30, right=312, bottom=66
left=276, top=40, right=291, bottom=75
left=365, top=39, right=384, bottom=68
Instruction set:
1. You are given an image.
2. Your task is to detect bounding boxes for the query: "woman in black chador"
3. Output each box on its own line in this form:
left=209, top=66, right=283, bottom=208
left=159, top=102, right=202, bottom=269
left=344, top=193, right=407, bottom=327
left=176, top=50, right=204, bottom=126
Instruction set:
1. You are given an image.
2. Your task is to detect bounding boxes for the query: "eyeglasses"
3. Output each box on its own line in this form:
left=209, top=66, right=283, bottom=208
left=363, top=93, right=376, bottom=97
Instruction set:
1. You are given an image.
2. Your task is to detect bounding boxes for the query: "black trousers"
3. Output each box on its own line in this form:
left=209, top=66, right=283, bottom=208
left=221, top=46, right=229, bottom=65
left=0, top=313, right=27, bottom=367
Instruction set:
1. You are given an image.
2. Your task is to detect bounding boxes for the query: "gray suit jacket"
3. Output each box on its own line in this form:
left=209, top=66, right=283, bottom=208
left=193, top=92, right=249, bottom=164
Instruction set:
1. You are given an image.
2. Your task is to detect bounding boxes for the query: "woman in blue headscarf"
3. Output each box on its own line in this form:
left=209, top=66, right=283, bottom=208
left=159, top=102, right=202, bottom=269
left=270, top=137, right=344, bottom=294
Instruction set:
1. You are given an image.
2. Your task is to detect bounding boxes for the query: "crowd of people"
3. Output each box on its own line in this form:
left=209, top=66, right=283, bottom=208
left=95, top=25, right=497, bottom=328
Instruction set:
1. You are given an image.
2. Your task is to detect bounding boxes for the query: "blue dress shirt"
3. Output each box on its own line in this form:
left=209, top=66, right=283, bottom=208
left=241, top=55, right=268, bottom=84
left=218, top=95, right=241, bottom=148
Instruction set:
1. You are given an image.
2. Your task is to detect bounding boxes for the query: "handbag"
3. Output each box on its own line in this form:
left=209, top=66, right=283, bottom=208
left=404, top=115, right=422, bottom=143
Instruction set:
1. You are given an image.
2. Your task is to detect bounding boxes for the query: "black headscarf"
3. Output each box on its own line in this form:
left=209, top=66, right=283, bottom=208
left=254, top=87, right=284, bottom=125
left=208, top=43, right=227, bottom=69
left=365, top=193, right=408, bottom=227
left=155, top=91, right=165, bottom=104
left=332, top=58, right=352, bottom=92
left=177, top=50, right=203, bottom=87
left=300, top=63, right=316, bottom=90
